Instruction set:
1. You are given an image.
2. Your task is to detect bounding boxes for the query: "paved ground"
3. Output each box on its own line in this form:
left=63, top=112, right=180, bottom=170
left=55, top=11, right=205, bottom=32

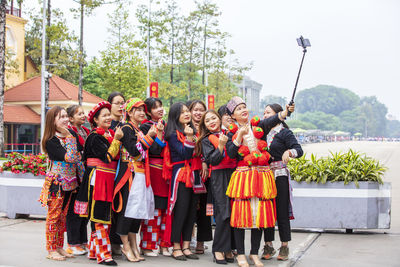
left=0, top=141, right=399, bottom=267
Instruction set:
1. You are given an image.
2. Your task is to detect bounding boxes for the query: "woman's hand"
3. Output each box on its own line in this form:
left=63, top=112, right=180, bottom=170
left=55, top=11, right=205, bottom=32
left=238, top=124, right=249, bottom=137
left=148, top=124, right=158, bottom=138
left=156, top=119, right=164, bottom=133
left=218, top=133, right=228, bottom=146
left=114, top=126, right=124, bottom=140
left=58, top=126, right=70, bottom=137
left=184, top=124, right=194, bottom=137
left=282, top=150, right=291, bottom=164
left=201, top=162, right=208, bottom=181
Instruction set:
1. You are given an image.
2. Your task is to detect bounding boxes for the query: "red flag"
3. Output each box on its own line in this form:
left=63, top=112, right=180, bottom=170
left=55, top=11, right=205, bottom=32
left=150, top=82, right=159, bottom=98
left=208, top=95, right=215, bottom=110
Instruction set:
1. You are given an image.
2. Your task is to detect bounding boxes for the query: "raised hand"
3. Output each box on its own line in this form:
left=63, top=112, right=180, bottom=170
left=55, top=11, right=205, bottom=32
left=148, top=124, right=158, bottom=137
left=219, top=133, right=228, bottom=146
left=184, top=124, right=194, bottom=137
left=156, top=119, right=164, bottom=132
left=114, top=126, right=124, bottom=140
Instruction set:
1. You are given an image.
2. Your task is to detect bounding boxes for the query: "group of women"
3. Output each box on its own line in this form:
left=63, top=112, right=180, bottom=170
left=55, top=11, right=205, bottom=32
left=39, top=91, right=302, bottom=267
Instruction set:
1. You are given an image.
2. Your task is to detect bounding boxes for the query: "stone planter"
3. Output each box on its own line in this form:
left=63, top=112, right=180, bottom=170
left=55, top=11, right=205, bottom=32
left=290, top=181, right=391, bottom=230
left=0, top=172, right=46, bottom=219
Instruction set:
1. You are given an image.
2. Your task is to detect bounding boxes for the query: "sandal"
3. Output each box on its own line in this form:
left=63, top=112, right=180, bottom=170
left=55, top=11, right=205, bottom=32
left=182, top=248, right=199, bottom=260
left=249, top=255, right=264, bottom=267
left=56, top=248, right=75, bottom=258
left=172, top=249, right=187, bottom=261
left=236, top=255, right=249, bottom=267
left=121, top=248, right=139, bottom=262
left=46, top=252, right=66, bottom=261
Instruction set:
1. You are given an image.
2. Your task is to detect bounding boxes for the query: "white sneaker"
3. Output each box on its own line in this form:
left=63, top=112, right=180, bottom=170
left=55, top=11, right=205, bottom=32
left=65, top=246, right=87, bottom=256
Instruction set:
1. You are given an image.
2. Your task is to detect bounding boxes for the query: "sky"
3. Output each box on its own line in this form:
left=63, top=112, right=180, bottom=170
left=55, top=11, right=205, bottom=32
left=23, top=0, right=400, bottom=119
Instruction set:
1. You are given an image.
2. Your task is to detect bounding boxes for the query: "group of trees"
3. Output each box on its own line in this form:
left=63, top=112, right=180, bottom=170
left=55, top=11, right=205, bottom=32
left=260, top=85, right=400, bottom=138
left=23, top=0, right=249, bottom=107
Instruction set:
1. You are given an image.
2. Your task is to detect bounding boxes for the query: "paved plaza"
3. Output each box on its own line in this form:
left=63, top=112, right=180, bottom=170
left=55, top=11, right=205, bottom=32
left=1, top=141, right=399, bottom=267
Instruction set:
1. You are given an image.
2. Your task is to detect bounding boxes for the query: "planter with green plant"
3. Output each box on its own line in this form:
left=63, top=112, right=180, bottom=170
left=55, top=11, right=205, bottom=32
left=287, top=149, right=391, bottom=230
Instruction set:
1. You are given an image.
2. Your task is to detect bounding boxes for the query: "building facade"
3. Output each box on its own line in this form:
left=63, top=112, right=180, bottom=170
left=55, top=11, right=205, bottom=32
left=237, top=76, right=263, bottom=117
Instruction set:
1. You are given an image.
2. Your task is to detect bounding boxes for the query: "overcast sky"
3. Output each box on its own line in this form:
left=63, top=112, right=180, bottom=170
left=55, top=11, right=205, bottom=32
left=23, top=0, right=400, bottom=119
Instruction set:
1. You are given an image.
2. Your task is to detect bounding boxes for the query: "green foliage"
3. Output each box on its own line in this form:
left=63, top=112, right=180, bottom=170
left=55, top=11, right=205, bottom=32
left=386, top=120, right=400, bottom=138
left=135, top=0, right=248, bottom=105
left=25, top=7, right=80, bottom=83
left=260, top=95, right=287, bottom=110
left=286, top=119, right=317, bottom=130
left=297, top=111, right=341, bottom=131
left=296, top=85, right=360, bottom=116
left=289, top=85, right=393, bottom=137
left=97, top=3, right=147, bottom=98
left=288, top=149, right=387, bottom=186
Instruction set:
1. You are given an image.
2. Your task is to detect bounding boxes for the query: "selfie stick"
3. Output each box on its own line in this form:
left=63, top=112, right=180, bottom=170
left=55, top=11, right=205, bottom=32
left=288, top=36, right=311, bottom=116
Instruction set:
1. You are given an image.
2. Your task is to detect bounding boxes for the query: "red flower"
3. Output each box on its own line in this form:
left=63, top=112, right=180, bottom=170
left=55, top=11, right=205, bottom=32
left=250, top=115, right=261, bottom=126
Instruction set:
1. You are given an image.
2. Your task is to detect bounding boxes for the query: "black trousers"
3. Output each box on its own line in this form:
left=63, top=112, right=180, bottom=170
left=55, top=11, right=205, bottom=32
left=66, top=191, right=88, bottom=245
left=196, top=191, right=213, bottom=242
left=264, top=175, right=291, bottom=242
left=212, top=215, right=234, bottom=253
left=116, top=215, right=141, bottom=235
left=171, top=182, right=198, bottom=243
left=233, top=228, right=263, bottom=255
left=110, top=211, right=122, bottom=245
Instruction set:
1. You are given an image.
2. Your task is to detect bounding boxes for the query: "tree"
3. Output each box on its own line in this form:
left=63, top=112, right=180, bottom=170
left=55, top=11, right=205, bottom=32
left=286, top=119, right=317, bottom=130
left=25, top=6, right=80, bottom=83
left=297, top=111, right=341, bottom=131
left=0, top=0, right=7, bottom=156
left=260, top=95, right=287, bottom=110
left=70, top=0, right=110, bottom=105
left=97, top=3, right=147, bottom=98
left=295, top=85, right=360, bottom=116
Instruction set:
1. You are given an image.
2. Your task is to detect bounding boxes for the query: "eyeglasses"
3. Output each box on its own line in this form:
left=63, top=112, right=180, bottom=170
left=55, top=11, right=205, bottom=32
left=112, top=102, right=125, bottom=106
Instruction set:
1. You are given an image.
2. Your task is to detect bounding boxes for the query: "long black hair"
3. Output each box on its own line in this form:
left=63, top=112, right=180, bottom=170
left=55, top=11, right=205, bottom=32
left=266, top=103, right=289, bottom=129
left=144, top=97, right=163, bottom=120
left=107, top=91, right=125, bottom=104
left=165, top=102, right=195, bottom=140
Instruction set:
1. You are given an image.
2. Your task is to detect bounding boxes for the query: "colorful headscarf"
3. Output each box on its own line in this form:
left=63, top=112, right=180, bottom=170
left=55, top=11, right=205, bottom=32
left=123, top=97, right=146, bottom=122
left=87, top=101, right=111, bottom=124
left=227, top=96, right=246, bottom=115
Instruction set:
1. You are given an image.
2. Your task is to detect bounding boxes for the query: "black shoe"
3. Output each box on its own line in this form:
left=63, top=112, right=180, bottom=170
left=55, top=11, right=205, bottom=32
left=99, top=259, right=118, bottom=266
left=172, top=249, right=187, bottom=261
left=182, top=248, right=199, bottom=260
left=213, top=253, right=227, bottom=264
left=225, top=256, right=235, bottom=263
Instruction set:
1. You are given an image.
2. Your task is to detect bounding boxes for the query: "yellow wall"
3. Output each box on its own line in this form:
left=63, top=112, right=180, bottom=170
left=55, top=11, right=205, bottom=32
left=24, top=56, right=38, bottom=80
left=5, top=14, right=27, bottom=89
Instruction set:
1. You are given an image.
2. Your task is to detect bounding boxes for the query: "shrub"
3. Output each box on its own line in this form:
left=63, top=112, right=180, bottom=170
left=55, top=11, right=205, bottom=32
left=287, top=149, right=386, bottom=187
left=1, top=152, right=47, bottom=176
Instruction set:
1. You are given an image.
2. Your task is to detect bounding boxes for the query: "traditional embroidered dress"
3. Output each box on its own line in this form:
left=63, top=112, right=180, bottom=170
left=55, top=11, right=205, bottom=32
left=139, top=119, right=170, bottom=250
left=201, top=132, right=237, bottom=253
left=66, top=124, right=89, bottom=249
left=39, top=131, right=83, bottom=252
left=74, top=128, right=120, bottom=263
left=192, top=133, right=213, bottom=244
left=113, top=122, right=155, bottom=235
left=264, top=123, right=303, bottom=243
left=226, top=115, right=282, bottom=229
left=164, top=130, right=198, bottom=243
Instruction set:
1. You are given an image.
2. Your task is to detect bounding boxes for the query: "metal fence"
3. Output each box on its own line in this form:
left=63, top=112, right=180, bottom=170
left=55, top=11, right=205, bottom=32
left=4, top=143, right=41, bottom=155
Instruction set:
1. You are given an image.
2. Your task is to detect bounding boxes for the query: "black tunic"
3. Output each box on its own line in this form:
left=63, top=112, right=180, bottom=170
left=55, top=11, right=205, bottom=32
left=201, top=137, right=234, bottom=221
left=140, top=121, right=167, bottom=209
left=76, top=132, right=117, bottom=224
left=268, top=128, right=303, bottom=162
left=113, top=123, right=146, bottom=217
